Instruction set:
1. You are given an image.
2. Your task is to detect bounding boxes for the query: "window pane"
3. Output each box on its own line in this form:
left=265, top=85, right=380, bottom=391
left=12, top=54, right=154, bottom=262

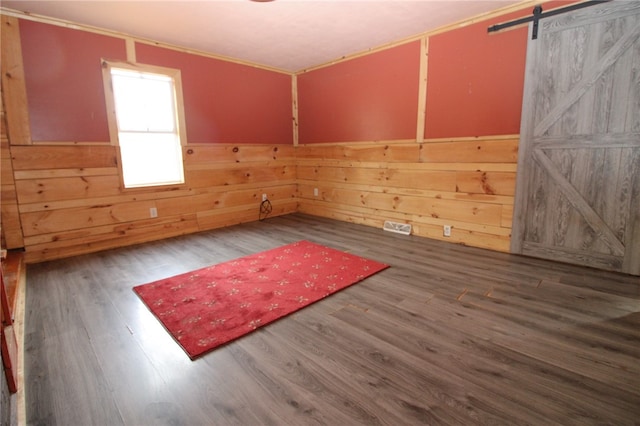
left=119, top=132, right=184, bottom=188
left=112, top=71, right=176, bottom=133
left=105, top=63, right=186, bottom=190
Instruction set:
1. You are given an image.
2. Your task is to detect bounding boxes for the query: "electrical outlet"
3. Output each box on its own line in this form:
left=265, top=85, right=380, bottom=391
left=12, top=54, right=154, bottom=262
left=262, top=193, right=268, bottom=202
left=313, top=188, right=319, bottom=197
left=150, top=207, right=158, bottom=218
left=443, top=225, right=452, bottom=237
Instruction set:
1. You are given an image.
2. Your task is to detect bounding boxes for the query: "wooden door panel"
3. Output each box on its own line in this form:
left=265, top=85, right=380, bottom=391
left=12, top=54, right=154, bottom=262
left=512, top=2, right=640, bottom=275
left=535, top=24, right=640, bottom=137
left=527, top=149, right=624, bottom=254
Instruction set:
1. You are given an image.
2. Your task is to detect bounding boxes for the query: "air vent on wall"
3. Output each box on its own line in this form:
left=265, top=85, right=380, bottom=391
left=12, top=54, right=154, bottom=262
left=383, top=221, right=412, bottom=235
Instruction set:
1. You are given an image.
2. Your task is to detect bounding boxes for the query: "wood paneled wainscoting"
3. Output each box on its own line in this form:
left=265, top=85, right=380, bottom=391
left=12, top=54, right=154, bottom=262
left=12, top=143, right=296, bottom=263
left=297, top=136, right=517, bottom=252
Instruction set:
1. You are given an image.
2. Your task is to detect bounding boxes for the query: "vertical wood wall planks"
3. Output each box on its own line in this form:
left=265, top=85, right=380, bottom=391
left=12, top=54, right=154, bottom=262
left=0, top=16, right=31, bottom=146
left=0, top=84, right=25, bottom=249
left=416, top=36, right=428, bottom=143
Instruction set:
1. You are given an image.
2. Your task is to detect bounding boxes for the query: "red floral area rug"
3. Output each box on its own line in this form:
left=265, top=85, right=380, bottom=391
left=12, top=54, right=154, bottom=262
left=133, top=240, right=389, bottom=359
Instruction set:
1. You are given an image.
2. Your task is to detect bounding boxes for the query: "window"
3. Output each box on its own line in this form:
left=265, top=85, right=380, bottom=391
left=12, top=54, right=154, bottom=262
left=103, top=61, right=186, bottom=189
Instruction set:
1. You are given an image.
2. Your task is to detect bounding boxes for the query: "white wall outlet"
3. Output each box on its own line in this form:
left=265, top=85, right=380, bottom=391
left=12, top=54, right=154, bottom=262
left=262, top=193, right=268, bottom=202
left=150, top=207, right=158, bottom=218
left=443, top=225, right=452, bottom=237
left=313, top=188, right=319, bottom=197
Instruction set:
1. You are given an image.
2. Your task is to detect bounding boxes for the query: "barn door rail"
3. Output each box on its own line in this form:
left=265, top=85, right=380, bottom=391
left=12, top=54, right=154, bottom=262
left=488, top=0, right=611, bottom=39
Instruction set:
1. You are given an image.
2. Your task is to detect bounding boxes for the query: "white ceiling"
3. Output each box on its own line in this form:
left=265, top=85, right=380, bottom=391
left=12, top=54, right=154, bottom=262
left=1, top=0, right=524, bottom=72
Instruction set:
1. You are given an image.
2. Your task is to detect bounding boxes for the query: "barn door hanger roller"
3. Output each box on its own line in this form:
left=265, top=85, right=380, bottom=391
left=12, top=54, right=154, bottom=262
left=488, top=0, right=611, bottom=40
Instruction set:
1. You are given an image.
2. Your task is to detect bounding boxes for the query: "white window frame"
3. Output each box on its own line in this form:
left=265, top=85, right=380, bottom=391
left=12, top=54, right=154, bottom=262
left=102, top=60, right=187, bottom=189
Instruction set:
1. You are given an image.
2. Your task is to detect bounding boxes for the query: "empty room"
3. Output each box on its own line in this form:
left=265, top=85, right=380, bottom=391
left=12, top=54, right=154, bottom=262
left=1, top=0, right=639, bottom=424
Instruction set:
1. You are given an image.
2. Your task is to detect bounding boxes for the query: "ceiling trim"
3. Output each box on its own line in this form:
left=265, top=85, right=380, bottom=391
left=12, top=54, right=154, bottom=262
left=0, top=7, right=293, bottom=75
left=1, top=1, right=561, bottom=75
left=295, top=0, right=557, bottom=74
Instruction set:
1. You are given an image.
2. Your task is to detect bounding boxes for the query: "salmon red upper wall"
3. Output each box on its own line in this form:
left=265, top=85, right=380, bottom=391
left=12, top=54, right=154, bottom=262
left=17, top=19, right=293, bottom=145
left=17, top=2, right=578, bottom=144
left=297, top=41, right=421, bottom=144
left=19, top=19, right=127, bottom=142
left=425, top=1, right=577, bottom=139
left=136, top=44, right=293, bottom=144
left=424, top=13, right=528, bottom=139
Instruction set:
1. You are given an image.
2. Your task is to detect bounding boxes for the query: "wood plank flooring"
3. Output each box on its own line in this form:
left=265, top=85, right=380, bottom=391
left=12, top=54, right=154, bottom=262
left=23, top=214, right=640, bottom=425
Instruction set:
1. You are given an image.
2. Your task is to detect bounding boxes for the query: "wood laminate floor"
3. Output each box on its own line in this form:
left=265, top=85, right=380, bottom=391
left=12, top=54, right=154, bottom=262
left=23, top=214, right=640, bottom=425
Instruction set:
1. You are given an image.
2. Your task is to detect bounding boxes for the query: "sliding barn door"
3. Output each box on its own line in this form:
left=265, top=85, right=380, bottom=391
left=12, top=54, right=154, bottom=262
left=511, top=1, right=640, bottom=275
